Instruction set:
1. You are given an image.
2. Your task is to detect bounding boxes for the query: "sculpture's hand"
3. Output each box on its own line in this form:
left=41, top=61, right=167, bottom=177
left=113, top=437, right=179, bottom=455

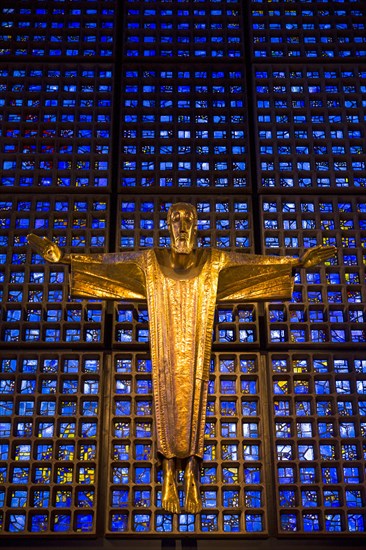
left=298, top=245, right=337, bottom=268
left=27, top=233, right=64, bottom=263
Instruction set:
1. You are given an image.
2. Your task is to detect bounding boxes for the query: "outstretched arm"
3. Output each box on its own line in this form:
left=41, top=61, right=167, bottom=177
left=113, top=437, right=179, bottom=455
left=27, top=233, right=71, bottom=264
left=295, top=245, right=337, bottom=269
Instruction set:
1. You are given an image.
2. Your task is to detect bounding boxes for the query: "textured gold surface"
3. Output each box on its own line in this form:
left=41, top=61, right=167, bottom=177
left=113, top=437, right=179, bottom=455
left=27, top=203, right=336, bottom=514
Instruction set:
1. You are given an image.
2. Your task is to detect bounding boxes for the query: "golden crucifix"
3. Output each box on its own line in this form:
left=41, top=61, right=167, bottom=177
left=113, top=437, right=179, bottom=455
left=28, top=202, right=336, bottom=514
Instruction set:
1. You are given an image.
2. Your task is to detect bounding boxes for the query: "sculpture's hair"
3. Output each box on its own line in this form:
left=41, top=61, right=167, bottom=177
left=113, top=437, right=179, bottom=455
left=167, top=202, right=198, bottom=226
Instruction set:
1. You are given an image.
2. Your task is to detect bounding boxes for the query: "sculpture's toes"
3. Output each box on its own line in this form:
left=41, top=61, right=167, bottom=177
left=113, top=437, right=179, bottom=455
left=162, top=495, right=181, bottom=514
left=186, top=499, right=202, bottom=515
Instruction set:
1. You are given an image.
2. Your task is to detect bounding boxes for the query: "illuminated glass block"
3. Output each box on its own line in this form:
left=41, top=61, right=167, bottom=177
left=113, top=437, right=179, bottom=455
left=156, top=514, right=173, bottom=533
left=32, top=489, right=50, bottom=509
left=303, top=512, right=320, bottom=532
left=61, top=379, right=78, bottom=394
left=341, top=443, right=358, bottom=460
left=134, top=467, right=151, bottom=484
left=56, top=467, right=73, bottom=484
left=110, top=513, right=128, bottom=532
left=276, top=444, right=292, bottom=461
left=220, top=400, right=236, bottom=416
left=59, top=421, right=76, bottom=438
left=280, top=512, right=298, bottom=532
left=178, top=514, right=195, bottom=532
left=78, top=466, right=95, bottom=484
left=277, top=467, right=294, bottom=484
left=222, top=489, right=239, bottom=508
left=220, top=379, right=236, bottom=393
left=135, top=421, right=151, bottom=437
left=223, top=513, right=240, bottom=532
left=60, top=400, right=76, bottom=416
left=116, top=379, right=132, bottom=394
left=201, top=513, right=218, bottom=532
left=113, top=443, right=130, bottom=461
left=39, top=400, right=56, bottom=416
left=319, top=443, right=336, bottom=461
left=81, top=421, right=97, bottom=438
left=222, top=466, right=239, bottom=484
left=318, top=422, right=334, bottom=438
left=301, top=489, right=318, bottom=508
left=275, top=422, right=291, bottom=438
left=245, top=513, right=263, bottom=532
left=114, top=421, right=130, bottom=438
left=0, top=443, right=9, bottom=460
left=201, top=490, right=217, bottom=509
left=10, top=490, right=27, bottom=508
left=242, top=421, right=259, bottom=437
left=75, top=512, right=93, bottom=533
left=81, top=399, right=98, bottom=416
left=322, top=467, right=339, bottom=484
left=339, top=422, right=356, bottom=438
left=133, top=513, right=150, bottom=532
left=343, top=466, right=360, bottom=484
left=135, top=443, right=152, bottom=461
left=30, top=513, right=48, bottom=533
left=201, top=467, right=217, bottom=484
left=115, top=358, right=132, bottom=373
left=244, top=466, right=261, bottom=484
left=12, top=466, right=29, bottom=484
left=53, top=513, right=71, bottom=532
left=345, top=489, right=362, bottom=508
left=242, top=400, right=257, bottom=416
left=133, top=489, right=151, bottom=508
left=347, top=512, right=365, bottom=533
left=14, top=443, right=31, bottom=461
left=8, top=513, right=26, bottom=533
left=279, top=489, right=296, bottom=508
left=325, top=513, right=342, bottom=532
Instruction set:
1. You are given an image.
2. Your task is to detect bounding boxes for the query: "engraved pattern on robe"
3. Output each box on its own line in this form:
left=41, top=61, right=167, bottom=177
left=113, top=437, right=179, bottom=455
left=144, top=249, right=222, bottom=459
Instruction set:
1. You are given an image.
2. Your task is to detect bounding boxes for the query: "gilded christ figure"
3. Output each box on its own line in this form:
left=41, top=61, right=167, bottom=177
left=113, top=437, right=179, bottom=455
left=28, top=202, right=336, bottom=514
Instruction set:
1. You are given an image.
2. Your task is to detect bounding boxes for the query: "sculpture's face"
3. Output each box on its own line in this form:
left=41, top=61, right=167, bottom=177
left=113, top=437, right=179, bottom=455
left=168, top=204, right=197, bottom=255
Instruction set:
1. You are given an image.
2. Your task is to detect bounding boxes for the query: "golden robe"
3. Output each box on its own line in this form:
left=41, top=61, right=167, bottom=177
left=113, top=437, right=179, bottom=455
left=70, top=248, right=297, bottom=459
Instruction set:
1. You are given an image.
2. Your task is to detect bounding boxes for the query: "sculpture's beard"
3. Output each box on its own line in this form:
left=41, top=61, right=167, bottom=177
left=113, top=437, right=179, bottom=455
left=172, top=236, right=193, bottom=255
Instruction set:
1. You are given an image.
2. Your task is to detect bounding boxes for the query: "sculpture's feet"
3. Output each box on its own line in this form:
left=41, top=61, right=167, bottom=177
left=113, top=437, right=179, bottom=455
left=184, top=456, right=202, bottom=514
left=162, top=458, right=181, bottom=514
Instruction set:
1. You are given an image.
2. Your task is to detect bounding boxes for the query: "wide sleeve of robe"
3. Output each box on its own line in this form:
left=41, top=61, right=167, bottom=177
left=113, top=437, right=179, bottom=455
left=217, top=251, right=299, bottom=302
left=69, top=251, right=147, bottom=300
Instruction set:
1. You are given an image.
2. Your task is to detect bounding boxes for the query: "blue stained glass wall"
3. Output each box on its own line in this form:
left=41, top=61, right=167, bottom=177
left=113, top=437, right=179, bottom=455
left=0, top=64, right=113, bottom=190
left=261, top=196, right=366, bottom=346
left=106, top=352, right=267, bottom=535
left=0, top=0, right=366, bottom=542
left=0, top=195, right=108, bottom=346
left=0, top=1, right=116, bottom=59
left=119, top=67, right=250, bottom=190
left=270, top=352, right=366, bottom=534
left=254, top=65, right=366, bottom=191
left=0, top=352, right=103, bottom=535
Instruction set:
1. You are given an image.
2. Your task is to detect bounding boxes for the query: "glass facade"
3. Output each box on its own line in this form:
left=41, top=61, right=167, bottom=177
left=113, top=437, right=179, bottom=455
left=0, top=0, right=365, bottom=540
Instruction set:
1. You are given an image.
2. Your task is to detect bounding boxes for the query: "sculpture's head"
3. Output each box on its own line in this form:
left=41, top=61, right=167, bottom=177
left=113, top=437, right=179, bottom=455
left=167, top=202, right=197, bottom=255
